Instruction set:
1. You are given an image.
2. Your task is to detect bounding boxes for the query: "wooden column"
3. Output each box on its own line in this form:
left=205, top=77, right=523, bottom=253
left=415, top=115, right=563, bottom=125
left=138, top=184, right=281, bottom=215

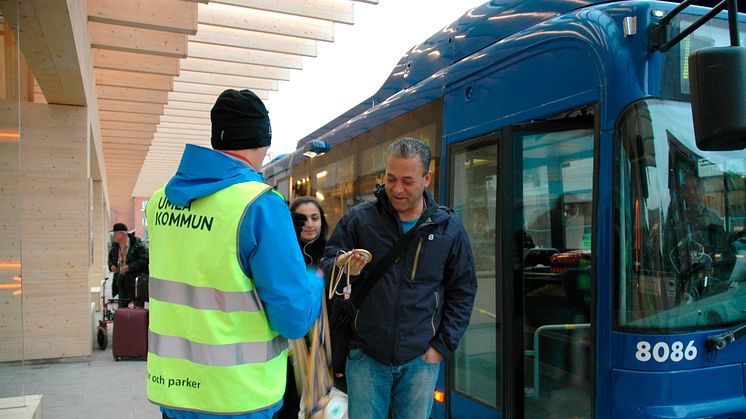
left=21, top=102, right=89, bottom=359
left=0, top=100, right=89, bottom=361
left=89, top=179, right=107, bottom=289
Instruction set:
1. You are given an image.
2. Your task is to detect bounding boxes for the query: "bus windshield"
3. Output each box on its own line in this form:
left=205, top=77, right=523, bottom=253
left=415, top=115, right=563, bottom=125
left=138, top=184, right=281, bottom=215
left=615, top=98, right=746, bottom=332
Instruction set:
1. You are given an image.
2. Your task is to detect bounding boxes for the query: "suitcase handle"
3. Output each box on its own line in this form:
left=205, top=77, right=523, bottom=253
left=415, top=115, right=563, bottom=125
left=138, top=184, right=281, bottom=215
left=132, top=273, right=149, bottom=308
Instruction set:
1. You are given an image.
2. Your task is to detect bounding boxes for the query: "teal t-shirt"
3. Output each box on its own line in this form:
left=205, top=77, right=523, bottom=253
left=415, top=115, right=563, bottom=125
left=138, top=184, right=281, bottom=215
left=401, top=218, right=418, bottom=233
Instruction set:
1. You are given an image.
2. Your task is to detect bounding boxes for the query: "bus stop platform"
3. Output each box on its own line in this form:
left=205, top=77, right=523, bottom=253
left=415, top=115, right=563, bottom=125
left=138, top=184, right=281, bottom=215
left=0, top=329, right=160, bottom=419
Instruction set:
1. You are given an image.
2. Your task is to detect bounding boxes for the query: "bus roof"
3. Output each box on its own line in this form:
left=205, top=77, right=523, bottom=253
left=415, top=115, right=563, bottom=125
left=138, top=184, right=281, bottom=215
left=292, top=0, right=612, bottom=151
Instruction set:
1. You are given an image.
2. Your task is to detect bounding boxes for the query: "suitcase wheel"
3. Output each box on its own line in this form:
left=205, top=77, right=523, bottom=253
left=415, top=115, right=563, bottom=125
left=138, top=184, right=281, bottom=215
left=97, top=326, right=108, bottom=350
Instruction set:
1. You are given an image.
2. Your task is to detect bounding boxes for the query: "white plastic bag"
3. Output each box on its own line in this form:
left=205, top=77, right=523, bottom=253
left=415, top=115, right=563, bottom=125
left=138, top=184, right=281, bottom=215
left=298, top=387, right=348, bottom=419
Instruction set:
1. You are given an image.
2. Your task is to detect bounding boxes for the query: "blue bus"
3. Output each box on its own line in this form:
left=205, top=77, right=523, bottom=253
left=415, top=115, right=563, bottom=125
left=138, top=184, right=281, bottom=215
left=264, top=1, right=746, bottom=417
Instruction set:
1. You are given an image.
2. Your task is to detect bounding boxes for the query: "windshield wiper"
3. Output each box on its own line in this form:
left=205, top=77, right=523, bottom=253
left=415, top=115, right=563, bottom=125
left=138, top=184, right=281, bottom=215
left=706, top=322, right=746, bottom=351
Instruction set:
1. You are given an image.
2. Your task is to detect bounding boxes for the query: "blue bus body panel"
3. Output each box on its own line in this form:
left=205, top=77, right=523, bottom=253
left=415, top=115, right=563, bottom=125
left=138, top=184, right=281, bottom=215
left=262, top=1, right=746, bottom=417
left=442, top=34, right=603, bottom=144
left=389, top=0, right=604, bottom=87
left=450, top=394, right=501, bottom=419
left=441, top=2, right=671, bottom=145
left=612, top=364, right=746, bottom=418
left=612, top=331, right=746, bottom=370
left=372, top=0, right=610, bottom=106
left=610, top=331, right=746, bottom=417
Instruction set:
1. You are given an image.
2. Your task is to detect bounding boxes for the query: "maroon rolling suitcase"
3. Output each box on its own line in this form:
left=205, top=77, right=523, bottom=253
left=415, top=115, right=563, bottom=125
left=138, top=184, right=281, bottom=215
left=112, top=277, right=148, bottom=360
left=112, top=307, right=148, bottom=360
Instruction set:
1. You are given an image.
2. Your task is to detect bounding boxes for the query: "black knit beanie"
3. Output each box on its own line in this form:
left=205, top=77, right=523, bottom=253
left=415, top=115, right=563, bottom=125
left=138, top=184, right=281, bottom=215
left=211, top=89, right=272, bottom=150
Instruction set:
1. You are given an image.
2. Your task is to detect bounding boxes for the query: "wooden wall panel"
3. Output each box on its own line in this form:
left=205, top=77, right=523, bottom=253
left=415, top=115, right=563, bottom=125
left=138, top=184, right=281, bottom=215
left=0, top=101, right=90, bottom=362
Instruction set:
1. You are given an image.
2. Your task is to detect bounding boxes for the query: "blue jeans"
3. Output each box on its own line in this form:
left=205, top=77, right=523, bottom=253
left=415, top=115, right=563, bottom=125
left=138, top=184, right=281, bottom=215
left=346, top=348, right=440, bottom=419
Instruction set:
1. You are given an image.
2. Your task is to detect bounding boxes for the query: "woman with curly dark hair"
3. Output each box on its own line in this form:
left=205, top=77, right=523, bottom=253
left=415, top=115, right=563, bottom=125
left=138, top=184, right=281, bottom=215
left=279, top=196, right=330, bottom=419
left=290, top=196, right=329, bottom=266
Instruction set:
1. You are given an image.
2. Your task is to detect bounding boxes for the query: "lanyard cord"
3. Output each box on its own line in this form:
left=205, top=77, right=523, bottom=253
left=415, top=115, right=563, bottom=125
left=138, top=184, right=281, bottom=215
left=291, top=297, right=334, bottom=417
left=329, top=249, right=354, bottom=300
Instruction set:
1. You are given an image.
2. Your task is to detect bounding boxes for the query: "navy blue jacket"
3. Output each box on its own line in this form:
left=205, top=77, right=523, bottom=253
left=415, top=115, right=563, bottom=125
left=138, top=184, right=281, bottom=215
left=321, top=185, right=477, bottom=365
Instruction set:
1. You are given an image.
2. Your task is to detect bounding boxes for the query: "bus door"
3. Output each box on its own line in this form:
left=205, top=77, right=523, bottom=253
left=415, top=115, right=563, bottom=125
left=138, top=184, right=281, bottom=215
left=448, top=107, right=596, bottom=418
left=449, top=135, right=502, bottom=418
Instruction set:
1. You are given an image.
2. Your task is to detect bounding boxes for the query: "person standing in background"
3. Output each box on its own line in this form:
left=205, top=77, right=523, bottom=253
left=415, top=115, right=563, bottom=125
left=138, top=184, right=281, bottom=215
left=107, top=223, right=148, bottom=308
left=278, top=196, right=330, bottom=419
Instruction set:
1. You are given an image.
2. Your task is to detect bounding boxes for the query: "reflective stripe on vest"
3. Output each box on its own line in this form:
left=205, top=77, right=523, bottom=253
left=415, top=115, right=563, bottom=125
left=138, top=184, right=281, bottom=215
left=145, top=181, right=287, bottom=414
left=149, top=332, right=287, bottom=366
left=149, top=276, right=262, bottom=313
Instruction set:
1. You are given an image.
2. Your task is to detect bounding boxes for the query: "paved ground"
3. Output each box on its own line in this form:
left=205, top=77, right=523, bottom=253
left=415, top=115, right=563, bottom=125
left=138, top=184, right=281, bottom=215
left=0, top=325, right=161, bottom=419
left=0, top=275, right=161, bottom=419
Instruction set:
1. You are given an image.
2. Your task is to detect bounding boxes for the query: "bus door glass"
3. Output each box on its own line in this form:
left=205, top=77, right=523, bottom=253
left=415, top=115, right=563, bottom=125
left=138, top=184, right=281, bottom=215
left=513, top=109, right=595, bottom=418
left=450, top=138, right=500, bottom=414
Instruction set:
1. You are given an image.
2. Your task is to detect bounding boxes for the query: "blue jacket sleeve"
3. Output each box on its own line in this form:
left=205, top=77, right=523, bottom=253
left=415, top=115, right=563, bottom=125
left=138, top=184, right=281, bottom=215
left=237, top=191, right=323, bottom=339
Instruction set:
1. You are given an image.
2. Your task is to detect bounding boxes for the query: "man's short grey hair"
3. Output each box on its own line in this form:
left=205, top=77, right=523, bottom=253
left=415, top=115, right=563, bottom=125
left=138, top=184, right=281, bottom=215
left=387, top=137, right=432, bottom=175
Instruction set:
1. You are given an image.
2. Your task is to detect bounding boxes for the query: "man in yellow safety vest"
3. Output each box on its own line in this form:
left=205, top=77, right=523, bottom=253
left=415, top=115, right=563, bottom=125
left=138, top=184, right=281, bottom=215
left=145, top=89, right=323, bottom=419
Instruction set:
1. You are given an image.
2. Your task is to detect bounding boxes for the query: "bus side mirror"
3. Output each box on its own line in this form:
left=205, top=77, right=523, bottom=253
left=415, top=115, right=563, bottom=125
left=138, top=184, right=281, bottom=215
left=689, top=46, right=746, bottom=151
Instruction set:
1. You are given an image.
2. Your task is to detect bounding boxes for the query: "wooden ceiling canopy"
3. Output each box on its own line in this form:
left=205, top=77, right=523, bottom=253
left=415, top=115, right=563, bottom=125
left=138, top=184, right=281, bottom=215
left=87, top=0, right=378, bottom=208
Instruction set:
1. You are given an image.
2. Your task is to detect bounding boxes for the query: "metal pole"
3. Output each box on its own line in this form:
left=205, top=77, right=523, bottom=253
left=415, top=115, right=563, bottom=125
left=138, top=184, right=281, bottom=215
left=524, top=323, right=591, bottom=399
left=659, top=0, right=699, bottom=27
left=660, top=1, right=728, bottom=52
left=727, top=0, right=740, bottom=46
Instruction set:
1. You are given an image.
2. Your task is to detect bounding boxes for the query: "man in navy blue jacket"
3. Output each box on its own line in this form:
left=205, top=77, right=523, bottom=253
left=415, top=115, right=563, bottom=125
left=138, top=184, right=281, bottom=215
left=322, top=137, right=477, bottom=419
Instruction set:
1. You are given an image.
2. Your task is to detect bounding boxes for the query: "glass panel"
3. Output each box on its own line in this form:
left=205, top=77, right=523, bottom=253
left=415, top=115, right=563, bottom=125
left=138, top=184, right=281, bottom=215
left=616, top=99, right=746, bottom=332
left=291, top=159, right=312, bottom=200
left=358, top=140, right=389, bottom=203
left=276, top=178, right=290, bottom=202
left=359, top=141, right=388, bottom=178
left=0, top=118, right=23, bottom=401
left=517, top=115, right=594, bottom=418
left=661, top=13, right=746, bottom=100
left=315, top=155, right=355, bottom=228
left=451, top=141, right=500, bottom=409
left=0, top=1, right=25, bottom=404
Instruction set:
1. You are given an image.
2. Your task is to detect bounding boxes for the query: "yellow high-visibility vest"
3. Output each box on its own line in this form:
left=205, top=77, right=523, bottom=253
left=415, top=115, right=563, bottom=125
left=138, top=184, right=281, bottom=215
left=145, top=181, right=287, bottom=414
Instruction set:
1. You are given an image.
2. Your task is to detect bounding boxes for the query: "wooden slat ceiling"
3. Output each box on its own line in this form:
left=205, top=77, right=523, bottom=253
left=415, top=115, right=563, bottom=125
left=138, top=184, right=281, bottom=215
left=87, top=0, right=378, bottom=208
